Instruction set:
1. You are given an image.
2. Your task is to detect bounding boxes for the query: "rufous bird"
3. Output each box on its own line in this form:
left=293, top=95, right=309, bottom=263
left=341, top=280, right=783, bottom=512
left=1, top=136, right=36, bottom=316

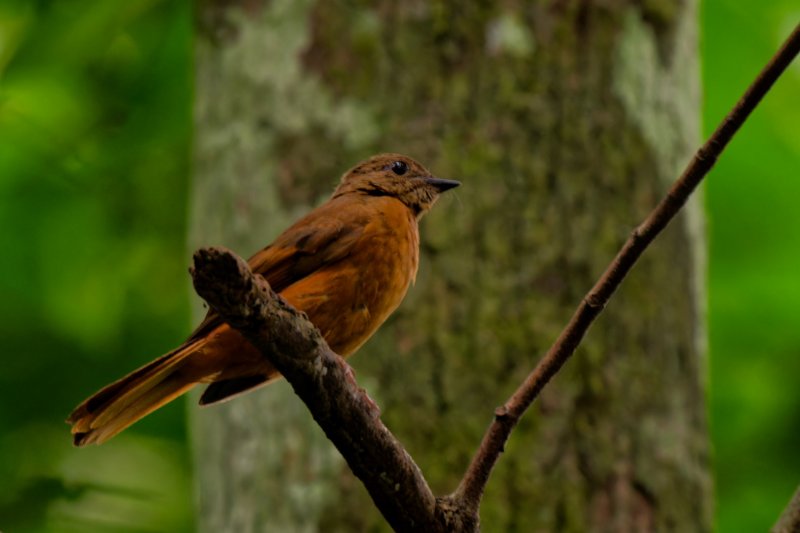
left=68, top=153, right=459, bottom=446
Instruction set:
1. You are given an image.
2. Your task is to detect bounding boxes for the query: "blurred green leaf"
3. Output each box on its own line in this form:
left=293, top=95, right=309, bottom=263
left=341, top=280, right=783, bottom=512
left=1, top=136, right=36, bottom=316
left=0, top=1, right=193, bottom=530
left=704, top=1, right=800, bottom=531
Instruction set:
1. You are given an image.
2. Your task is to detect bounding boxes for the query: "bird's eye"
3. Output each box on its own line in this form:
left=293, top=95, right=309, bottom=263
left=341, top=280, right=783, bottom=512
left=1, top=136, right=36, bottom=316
left=390, top=160, right=408, bottom=176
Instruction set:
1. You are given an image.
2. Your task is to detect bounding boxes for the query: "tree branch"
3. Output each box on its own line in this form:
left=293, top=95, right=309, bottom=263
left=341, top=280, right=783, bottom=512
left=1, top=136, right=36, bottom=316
left=454, top=21, right=800, bottom=512
left=773, top=485, right=800, bottom=533
left=190, top=21, right=799, bottom=532
left=190, top=247, right=441, bottom=532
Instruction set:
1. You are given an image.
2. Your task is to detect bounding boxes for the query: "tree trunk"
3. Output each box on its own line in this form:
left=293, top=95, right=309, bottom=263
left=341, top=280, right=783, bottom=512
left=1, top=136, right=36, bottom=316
left=189, top=1, right=711, bottom=531
left=188, top=2, right=344, bottom=531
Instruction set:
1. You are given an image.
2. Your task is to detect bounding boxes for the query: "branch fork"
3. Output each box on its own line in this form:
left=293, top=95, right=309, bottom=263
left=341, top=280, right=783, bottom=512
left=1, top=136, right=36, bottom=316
left=190, top=22, right=800, bottom=532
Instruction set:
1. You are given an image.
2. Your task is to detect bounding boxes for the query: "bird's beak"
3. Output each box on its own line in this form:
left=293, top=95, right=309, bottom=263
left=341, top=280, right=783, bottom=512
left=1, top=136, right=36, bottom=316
left=424, top=176, right=461, bottom=192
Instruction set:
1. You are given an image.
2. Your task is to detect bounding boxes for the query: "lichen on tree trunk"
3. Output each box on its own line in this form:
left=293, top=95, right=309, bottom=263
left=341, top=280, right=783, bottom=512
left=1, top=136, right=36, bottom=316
left=189, top=0, right=711, bottom=531
left=188, top=1, right=349, bottom=531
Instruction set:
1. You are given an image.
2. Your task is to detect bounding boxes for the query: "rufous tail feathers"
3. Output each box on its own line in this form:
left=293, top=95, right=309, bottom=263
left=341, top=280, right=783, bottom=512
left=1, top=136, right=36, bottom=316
left=67, top=339, right=209, bottom=446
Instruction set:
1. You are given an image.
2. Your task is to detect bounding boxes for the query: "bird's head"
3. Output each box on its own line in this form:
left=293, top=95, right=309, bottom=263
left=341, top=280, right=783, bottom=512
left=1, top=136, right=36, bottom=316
left=334, top=153, right=460, bottom=217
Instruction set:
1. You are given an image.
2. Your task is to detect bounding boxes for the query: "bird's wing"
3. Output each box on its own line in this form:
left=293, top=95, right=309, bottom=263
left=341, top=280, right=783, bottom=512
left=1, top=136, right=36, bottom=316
left=187, top=203, right=366, bottom=342
left=249, top=214, right=366, bottom=292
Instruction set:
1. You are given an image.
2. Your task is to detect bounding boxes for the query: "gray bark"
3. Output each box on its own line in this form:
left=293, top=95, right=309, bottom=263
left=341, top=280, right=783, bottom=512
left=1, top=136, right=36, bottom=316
left=188, top=2, right=343, bottom=531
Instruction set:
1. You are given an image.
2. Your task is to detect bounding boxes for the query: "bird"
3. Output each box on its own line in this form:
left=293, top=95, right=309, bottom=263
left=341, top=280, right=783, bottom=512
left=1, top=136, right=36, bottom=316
left=67, top=153, right=460, bottom=446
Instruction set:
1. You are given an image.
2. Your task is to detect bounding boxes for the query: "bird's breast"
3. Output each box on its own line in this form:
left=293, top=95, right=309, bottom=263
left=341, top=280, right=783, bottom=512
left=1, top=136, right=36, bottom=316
left=279, top=200, right=419, bottom=356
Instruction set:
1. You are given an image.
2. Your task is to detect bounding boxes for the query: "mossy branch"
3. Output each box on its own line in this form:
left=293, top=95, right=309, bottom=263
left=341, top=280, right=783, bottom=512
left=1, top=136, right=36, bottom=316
left=190, top=247, right=443, bottom=532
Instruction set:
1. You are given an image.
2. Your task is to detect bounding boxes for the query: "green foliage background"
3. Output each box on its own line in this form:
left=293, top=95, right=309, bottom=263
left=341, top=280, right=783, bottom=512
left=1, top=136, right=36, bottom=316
left=703, top=3, right=800, bottom=531
left=0, top=1, right=193, bottom=531
left=0, top=1, right=796, bottom=531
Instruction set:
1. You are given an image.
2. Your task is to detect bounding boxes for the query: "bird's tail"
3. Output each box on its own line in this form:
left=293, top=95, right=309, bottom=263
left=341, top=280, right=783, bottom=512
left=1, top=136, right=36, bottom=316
left=67, top=339, right=210, bottom=446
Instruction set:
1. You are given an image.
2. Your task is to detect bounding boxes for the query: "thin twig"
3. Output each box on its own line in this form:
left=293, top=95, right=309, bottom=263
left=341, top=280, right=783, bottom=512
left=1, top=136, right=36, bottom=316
left=773, top=485, right=800, bottom=533
left=454, top=21, right=800, bottom=512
